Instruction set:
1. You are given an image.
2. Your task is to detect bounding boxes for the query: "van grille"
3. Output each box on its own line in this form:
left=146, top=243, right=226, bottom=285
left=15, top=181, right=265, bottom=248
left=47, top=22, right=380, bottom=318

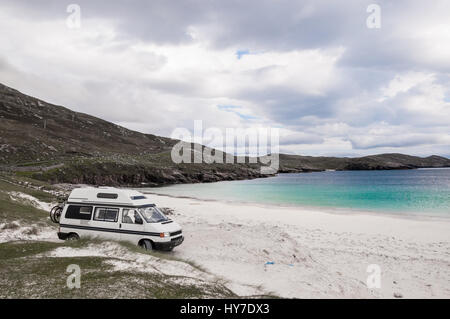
left=170, top=230, right=182, bottom=237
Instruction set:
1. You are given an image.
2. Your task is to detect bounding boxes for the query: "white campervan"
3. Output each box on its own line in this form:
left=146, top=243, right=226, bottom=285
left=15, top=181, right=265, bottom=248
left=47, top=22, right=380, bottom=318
left=56, top=187, right=184, bottom=251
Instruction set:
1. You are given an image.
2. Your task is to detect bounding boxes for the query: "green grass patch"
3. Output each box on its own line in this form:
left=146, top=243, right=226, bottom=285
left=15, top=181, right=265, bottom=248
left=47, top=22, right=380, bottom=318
left=0, top=178, right=57, bottom=225
left=0, top=241, right=62, bottom=260
left=0, top=191, right=51, bottom=224
left=0, top=240, right=237, bottom=299
left=0, top=177, right=56, bottom=202
left=15, top=160, right=59, bottom=168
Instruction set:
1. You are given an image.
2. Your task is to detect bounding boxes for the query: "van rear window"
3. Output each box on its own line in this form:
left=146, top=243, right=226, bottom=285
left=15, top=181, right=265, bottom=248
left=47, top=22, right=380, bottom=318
left=65, top=205, right=93, bottom=220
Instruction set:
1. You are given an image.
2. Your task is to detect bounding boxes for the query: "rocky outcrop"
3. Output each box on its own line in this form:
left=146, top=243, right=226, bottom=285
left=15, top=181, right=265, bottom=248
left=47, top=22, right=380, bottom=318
left=29, top=161, right=269, bottom=187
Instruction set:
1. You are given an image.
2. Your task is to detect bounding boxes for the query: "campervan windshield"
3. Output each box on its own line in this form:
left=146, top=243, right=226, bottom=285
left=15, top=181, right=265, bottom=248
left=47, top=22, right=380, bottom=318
left=138, top=206, right=169, bottom=223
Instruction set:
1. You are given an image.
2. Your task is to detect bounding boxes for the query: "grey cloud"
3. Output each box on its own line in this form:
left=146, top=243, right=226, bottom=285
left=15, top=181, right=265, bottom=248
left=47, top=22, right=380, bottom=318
left=4, top=0, right=449, bottom=73
left=280, top=133, right=324, bottom=145
left=1, top=0, right=449, bottom=157
left=3, top=0, right=207, bottom=44
left=349, top=134, right=442, bottom=150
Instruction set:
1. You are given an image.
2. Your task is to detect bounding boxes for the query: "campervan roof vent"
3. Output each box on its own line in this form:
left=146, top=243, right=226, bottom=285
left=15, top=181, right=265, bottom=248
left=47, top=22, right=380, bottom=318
left=97, top=193, right=118, bottom=199
left=131, top=196, right=146, bottom=200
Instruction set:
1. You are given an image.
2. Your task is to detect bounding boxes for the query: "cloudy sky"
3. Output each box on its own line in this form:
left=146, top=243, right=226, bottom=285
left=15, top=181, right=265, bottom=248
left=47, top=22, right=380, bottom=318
left=1, top=0, right=449, bottom=157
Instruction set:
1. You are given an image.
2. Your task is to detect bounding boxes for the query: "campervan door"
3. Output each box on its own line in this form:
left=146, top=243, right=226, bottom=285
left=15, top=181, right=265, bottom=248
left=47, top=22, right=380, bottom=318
left=120, top=208, right=146, bottom=244
left=89, top=206, right=121, bottom=240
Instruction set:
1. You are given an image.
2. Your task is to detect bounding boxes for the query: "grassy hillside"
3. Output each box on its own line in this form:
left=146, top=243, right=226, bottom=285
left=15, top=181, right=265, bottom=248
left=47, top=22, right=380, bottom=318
left=0, top=83, right=266, bottom=185
left=0, top=83, right=177, bottom=163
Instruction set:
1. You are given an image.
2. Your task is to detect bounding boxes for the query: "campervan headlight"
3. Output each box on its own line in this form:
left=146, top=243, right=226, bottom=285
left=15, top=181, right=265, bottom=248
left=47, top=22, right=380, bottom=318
left=159, top=232, right=171, bottom=238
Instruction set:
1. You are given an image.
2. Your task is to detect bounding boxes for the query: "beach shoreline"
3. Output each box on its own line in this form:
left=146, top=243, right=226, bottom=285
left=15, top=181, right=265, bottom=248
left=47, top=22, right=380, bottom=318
left=143, top=190, right=450, bottom=223
left=140, top=168, right=450, bottom=221
left=147, top=193, right=450, bottom=298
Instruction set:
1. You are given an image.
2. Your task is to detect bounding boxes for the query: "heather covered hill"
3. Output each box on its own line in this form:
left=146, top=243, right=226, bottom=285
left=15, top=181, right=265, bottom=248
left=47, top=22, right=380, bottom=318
left=0, top=83, right=265, bottom=185
left=0, top=83, right=176, bottom=164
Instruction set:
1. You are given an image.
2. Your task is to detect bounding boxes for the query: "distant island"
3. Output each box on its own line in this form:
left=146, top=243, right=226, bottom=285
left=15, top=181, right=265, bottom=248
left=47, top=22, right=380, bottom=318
left=1, top=82, right=449, bottom=187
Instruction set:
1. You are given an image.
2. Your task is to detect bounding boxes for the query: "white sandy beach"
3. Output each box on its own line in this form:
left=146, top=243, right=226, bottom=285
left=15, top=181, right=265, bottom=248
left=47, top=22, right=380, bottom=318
left=148, top=193, right=450, bottom=298
left=2, top=190, right=448, bottom=298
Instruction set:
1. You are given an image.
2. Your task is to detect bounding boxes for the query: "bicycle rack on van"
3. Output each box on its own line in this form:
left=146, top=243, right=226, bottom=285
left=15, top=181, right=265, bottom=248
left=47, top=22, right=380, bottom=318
left=49, top=195, right=67, bottom=224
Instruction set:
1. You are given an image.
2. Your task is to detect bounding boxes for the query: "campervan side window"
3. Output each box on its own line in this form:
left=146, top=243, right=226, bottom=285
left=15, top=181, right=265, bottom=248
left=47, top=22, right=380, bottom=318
left=93, top=207, right=119, bottom=222
left=65, top=205, right=93, bottom=220
left=122, top=209, right=143, bottom=224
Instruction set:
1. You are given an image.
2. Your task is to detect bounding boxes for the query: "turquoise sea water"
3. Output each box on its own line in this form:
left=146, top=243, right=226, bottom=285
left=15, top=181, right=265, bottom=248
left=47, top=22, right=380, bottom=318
left=145, top=168, right=450, bottom=217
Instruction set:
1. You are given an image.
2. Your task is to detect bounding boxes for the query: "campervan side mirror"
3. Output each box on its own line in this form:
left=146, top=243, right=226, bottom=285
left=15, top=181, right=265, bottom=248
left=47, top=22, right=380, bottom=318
left=135, top=216, right=143, bottom=224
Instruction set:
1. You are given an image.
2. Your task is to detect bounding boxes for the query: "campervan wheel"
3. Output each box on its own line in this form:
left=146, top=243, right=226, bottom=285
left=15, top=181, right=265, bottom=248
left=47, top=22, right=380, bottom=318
left=139, top=239, right=153, bottom=251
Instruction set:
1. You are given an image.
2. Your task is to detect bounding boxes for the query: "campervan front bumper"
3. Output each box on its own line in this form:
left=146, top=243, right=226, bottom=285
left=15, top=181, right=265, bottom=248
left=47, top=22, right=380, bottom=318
left=154, top=235, right=184, bottom=250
